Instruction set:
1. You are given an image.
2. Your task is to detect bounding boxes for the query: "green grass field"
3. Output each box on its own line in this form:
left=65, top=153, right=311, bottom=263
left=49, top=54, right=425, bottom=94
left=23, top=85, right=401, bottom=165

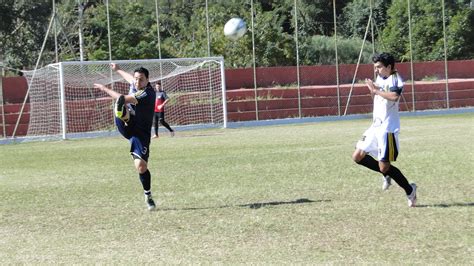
left=1, top=113, right=473, bottom=263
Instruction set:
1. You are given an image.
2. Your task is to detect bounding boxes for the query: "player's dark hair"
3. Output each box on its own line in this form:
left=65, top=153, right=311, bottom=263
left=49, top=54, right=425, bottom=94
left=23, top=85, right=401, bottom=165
left=372, top=52, right=395, bottom=70
left=156, top=81, right=161, bottom=86
left=134, top=67, right=149, bottom=79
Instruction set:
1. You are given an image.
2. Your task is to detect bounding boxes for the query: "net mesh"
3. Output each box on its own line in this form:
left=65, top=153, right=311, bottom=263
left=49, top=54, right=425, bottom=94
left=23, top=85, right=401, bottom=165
left=22, top=57, right=225, bottom=139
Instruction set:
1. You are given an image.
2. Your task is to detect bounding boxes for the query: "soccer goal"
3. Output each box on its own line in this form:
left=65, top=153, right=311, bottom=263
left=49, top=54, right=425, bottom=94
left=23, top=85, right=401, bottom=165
left=18, top=57, right=227, bottom=140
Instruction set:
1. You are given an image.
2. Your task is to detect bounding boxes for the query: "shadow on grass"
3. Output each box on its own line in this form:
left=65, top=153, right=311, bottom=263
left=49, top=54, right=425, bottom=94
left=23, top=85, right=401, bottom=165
left=159, top=198, right=329, bottom=211
left=416, top=202, right=474, bottom=208
left=239, top=198, right=329, bottom=209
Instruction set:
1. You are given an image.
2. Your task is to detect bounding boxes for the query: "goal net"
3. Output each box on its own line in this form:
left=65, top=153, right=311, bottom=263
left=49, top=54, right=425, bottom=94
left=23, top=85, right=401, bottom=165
left=19, top=57, right=226, bottom=140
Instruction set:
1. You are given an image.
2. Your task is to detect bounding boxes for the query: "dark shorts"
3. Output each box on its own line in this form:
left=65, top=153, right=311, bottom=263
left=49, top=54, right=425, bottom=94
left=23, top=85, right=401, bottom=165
left=129, top=136, right=150, bottom=162
left=115, top=117, right=150, bottom=162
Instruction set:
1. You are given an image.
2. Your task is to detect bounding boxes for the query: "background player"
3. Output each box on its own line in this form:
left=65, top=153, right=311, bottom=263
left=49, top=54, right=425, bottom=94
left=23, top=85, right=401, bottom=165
left=152, top=81, right=175, bottom=139
left=94, top=64, right=157, bottom=211
left=351, top=52, right=417, bottom=207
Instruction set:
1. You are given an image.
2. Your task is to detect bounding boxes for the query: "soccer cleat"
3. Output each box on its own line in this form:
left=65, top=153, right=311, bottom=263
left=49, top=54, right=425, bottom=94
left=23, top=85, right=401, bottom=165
left=407, top=183, right=417, bottom=207
left=382, top=175, right=392, bottom=190
left=114, top=95, right=129, bottom=122
left=170, top=131, right=175, bottom=137
left=145, top=194, right=156, bottom=211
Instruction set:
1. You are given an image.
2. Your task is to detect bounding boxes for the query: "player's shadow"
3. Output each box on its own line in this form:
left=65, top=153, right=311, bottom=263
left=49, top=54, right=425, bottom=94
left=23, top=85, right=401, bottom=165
left=159, top=198, right=329, bottom=212
left=416, top=202, right=474, bottom=208
left=238, top=198, right=328, bottom=209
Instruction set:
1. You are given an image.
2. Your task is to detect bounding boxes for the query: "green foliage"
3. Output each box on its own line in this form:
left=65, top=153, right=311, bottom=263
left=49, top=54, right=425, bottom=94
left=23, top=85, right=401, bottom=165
left=252, top=3, right=295, bottom=67
left=83, top=2, right=160, bottom=60
left=380, top=0, right=474, bottom=61
left=436, top=8, right=474, bottom=60
left=1, top=0, right=473, bottom=70
left=0, top=1, right=54, bottom=70
left=339, top=0, right=391, bottom=40
left=300, top=35, right=373, bottom=65
left=0, top=0, right=16, bottom=34
left=204, top=2, right=254, bottom=67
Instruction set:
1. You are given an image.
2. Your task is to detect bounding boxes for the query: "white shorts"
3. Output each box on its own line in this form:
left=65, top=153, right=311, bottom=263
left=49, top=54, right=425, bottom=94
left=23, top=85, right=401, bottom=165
left=356, top=125, right=399, bottom=162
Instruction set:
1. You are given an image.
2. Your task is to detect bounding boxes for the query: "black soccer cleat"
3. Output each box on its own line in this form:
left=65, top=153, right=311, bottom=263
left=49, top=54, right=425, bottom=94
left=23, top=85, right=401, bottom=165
left=114, top=95, right=129, bottom=122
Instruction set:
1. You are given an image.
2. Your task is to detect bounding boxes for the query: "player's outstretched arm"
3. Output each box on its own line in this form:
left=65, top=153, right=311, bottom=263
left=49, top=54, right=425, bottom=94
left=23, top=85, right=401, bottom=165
left=94, top=83, right=121, bottom=99
left=94, top=83, right=138, bottom=104
left=111, top=63, right=134, bottom=84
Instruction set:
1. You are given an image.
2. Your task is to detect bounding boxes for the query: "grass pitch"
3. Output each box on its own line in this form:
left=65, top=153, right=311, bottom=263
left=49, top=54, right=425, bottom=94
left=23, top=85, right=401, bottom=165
left=1, top=113, right=473, bottom=263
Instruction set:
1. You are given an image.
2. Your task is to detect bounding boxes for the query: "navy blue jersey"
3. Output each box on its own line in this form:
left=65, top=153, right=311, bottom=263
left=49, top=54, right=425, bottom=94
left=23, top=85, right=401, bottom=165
left=128, top=83, right=156, bottom=138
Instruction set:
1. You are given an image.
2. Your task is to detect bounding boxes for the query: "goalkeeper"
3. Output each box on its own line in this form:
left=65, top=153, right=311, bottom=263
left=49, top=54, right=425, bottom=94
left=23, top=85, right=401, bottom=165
left=94, top=63, right=157, bottom=211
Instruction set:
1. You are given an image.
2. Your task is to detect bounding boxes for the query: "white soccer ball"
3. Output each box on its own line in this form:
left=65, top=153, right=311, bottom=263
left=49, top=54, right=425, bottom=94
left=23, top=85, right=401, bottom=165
left=224, top=18, right=247, bottom=40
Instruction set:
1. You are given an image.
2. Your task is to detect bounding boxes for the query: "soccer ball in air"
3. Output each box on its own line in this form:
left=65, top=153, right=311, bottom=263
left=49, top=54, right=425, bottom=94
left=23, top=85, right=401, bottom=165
left=224, top=18, right=247, bottom=40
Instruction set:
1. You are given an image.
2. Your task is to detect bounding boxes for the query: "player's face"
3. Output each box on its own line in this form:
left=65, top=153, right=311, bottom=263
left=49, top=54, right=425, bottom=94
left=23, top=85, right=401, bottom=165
left=374, top=61, right=392, bottom=78
left=134, top=72, right=148, bottom=89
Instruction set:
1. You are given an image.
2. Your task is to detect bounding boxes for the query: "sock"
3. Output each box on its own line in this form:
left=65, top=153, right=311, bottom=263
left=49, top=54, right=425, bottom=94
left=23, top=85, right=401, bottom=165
left=139, top=170, right=151, bottom=192
left=356, top=155, right=382, bottom=174
left=385, top=165, right=413, bottom=195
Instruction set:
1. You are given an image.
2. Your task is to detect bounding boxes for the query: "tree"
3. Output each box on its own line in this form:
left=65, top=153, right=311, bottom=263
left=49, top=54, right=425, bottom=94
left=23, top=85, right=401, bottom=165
left=434, top=7, right=474, bottom=60
left=299, top=35, right=373, bottom=65
left=380, top=0, right=474, bottom=61
left=2, top=0, right=473, bottom=71
left=82, top=2, right=159, bottom=60
left=338, top=0, right=391, bottom=40
left=0, top=1, right=53, bottom=71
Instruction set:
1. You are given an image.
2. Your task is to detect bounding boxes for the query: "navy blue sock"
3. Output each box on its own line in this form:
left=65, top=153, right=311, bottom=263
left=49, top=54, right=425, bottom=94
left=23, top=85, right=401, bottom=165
left=139, top=170, right=151, bottom=192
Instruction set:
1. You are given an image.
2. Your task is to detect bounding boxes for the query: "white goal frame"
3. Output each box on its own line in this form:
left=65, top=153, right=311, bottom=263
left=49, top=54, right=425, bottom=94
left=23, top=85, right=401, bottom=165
left=18, top=57, right=227, bottom=141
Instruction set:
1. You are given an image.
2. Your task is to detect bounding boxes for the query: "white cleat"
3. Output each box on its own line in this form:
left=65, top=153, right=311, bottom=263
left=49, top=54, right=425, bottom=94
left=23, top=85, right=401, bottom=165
left=145, top=194, right=156, bottom=211
left=407, top=183, right=417, bottom=207
left=382, top=175, right=392, bottom=191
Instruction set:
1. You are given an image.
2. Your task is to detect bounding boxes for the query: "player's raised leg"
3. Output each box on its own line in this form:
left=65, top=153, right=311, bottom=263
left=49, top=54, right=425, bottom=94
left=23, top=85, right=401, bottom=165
left=115, top=95, right=130, bottom=122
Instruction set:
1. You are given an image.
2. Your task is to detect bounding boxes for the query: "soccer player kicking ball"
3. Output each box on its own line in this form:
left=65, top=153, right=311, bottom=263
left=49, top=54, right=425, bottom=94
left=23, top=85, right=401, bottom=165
left=352, top=52, right=417, bottom=207
left=94, top=63, right=157, bottom=211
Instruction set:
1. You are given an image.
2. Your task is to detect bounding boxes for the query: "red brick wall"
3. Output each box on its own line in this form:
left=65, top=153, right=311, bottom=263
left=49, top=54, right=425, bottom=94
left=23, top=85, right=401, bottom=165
left=225, top=79, right=474, bottom=121
left=2, top=76, right=28, bottom=103
left=225, top=60, right=474, bottom=90
left=2, top=60, right=473, bottom=136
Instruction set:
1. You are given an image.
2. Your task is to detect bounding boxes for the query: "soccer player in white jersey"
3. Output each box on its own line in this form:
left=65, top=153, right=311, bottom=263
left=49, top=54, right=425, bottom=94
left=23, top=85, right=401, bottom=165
left=352, top=52, right=417, bottom=207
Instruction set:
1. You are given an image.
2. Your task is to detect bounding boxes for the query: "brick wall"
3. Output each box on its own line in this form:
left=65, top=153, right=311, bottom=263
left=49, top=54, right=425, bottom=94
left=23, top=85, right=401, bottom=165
left=225, top=60, right=474, bottom=90
left=2, top=60, right=473, bottom=136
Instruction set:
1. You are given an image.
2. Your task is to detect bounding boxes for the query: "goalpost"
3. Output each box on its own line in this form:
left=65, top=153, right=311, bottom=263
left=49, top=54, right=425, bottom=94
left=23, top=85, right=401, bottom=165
left=18, top=57, right=227, bottom=140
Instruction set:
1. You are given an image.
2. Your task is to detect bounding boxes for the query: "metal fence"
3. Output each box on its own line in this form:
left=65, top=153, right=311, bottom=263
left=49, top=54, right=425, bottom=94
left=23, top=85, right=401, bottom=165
left=210, top=0, right=474, bottom=121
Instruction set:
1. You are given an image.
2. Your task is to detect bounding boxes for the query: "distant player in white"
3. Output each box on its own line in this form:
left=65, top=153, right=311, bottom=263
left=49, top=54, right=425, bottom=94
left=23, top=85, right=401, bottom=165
left=352, top=52, right=417, bottom=207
